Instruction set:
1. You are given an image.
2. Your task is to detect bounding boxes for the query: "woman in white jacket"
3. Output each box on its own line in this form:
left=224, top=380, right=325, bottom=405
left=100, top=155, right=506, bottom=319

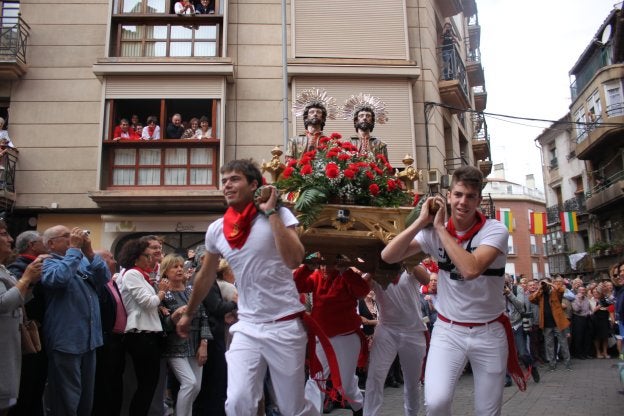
left=118, top=237, right=170, bottom=416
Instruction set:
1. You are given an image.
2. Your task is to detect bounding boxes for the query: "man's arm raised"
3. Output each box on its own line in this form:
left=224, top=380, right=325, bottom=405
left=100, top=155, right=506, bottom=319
left=176, top=252, right=219, bottom=338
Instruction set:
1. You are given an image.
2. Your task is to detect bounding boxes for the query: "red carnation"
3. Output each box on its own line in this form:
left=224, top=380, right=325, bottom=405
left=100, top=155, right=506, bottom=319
left=376, top=154, right=388, bottom=163
left=287, top=159, right=298, bottom=167
left=330, top=132, right=342, bottom=140
left=304, top=149, right=317, bottom=159
left=301, top=164, right=313, bottom=175
left=369, top=183, right=380, bottom=196
left=320, top=136, right=330, bottom=144
left=325, top=163, right=340, bottom=178
left=365, top=170, right=375, bottom=180
left=338, top=153, right=351, bottom=161
left=344, top=169, right=356, bottom=179
left=299, top=155, right=311, bottom=165
left=282, top=166, right=294, bottom=178
left=387, top=179, right=396, bottom=191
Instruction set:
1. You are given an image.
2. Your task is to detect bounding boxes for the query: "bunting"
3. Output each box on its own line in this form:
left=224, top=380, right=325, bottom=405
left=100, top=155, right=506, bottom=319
left=530, top=212, right=547, bottom=235
left=560, top=211, right=578, bottom=232
left=496, top=209, right=513, bottom=232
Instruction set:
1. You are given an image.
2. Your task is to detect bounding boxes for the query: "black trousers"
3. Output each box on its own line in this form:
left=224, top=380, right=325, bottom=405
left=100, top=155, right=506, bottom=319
left=124, top=333, right=162, bottom=416
left=8, top=350, right=47, bottom=416
left=93, top=333, right=126, bottom=416
left=571, top=314, right=593, bottom=357
left=193, top=337, right=227, bottom=416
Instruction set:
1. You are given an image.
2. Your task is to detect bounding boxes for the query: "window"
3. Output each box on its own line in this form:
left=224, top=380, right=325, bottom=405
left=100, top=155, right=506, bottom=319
left=532, top=262, right=538, bottom=280
left=604, top=81, right=624, bottom=116
left=103, top=98, right=218, bottom=141
left=530, top=235, right=538, bottom=255
left=507, top=235, right=515, bottom=255
left=110, top=0, right=223, bottom=58
left=574, top=106, right=586, bottom=142
left=586, top=89, right=602, bottom=119
left=109, top=145, right=216, bottom=186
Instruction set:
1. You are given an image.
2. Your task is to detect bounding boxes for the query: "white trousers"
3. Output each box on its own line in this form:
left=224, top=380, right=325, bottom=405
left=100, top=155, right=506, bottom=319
left=364, top=326, right=426, bottom=416
left=305, top=332, right=364, bottom=413
left=424, top=319, right=507, bottom=416
left=168, top=356, right=202, bottom=416
left=225, top=319, right=318, bottom=416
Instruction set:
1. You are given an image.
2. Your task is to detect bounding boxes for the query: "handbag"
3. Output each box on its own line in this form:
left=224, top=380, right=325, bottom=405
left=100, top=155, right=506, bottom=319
left=20, top=307, right=41, bottom=355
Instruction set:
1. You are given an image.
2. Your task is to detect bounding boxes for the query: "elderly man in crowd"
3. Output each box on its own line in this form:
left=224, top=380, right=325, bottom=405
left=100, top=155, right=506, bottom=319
left=41, top=225, right=110, bottom=416
left=166, top=113, right=185, bottom=139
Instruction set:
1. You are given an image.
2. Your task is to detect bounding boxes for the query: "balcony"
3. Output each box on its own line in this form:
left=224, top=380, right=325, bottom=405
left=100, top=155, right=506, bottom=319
left=576, top=104, right=624, bottom=160
left=473, top=85, right=487, bottom=111
left=438, top=46, right=470, bottom=111
left=89, top=139, right=224, bottom=210
left=478, top=160, right=492, bottom=177
left=466, top=53, right=484, bottom=87
left=0, top=16, right=30, bottom=79
left=585, top=171, right=624, bottom=213
left=437, top=0, right=463, bottom=17
left=563, top=194, right=587, bottom=216
left=0, top=146, right=18, bottom=211
left=444, top=154, right=469, bottom=174
left=467, top=14, right=480, bottom=50
left=471, top=112, right=490, bottom=161
left=546, top=204, right=562, bottom=225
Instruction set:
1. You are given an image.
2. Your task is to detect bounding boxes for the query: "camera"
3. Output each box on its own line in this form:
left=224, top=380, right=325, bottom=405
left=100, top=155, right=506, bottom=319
left=599, top=298, right=611, bottom=308
left=83, top=230, right=91, bottom=236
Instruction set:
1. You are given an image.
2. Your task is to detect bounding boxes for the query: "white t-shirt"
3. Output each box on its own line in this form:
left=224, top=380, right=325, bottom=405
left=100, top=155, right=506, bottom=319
left=372, top=271, right=427, bottom=331
left=415, top=219, right=508, bottom=322
left=205, top=207, right=305, bottom=323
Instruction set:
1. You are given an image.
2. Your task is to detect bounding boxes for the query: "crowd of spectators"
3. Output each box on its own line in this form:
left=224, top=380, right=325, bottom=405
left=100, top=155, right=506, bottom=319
left=111, top=114, right=214, bottom=141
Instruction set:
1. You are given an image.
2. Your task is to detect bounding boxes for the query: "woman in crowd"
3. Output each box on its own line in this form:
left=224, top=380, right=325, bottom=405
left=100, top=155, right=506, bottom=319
left=0, top=221, right=43, bottom=415
left=196, top=116, right=212, bottom=139
left=118, top=238, right=170, bottom=415
left=182, top=118, right=200, bottom=139
left=591, top=282, right=612, bottom=358
left=142, top=116, right=161, bottom=140
left=159, top=254, right=211, bottom=416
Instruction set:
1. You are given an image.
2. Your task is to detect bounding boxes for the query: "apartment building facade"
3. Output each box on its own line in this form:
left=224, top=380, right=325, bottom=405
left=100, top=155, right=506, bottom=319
left=536, top=4, right=623, bottom=278
left=482, top=165, right=547, bottom=280
left=0, top=0, right=492, bottom=254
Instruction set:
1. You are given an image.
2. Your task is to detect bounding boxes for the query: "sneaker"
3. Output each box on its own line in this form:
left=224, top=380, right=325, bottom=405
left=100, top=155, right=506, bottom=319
left=531, top=366, right=540, bottom=383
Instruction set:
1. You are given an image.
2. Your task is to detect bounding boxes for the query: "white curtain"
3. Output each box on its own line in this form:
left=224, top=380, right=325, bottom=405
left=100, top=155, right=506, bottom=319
left=190, top=148, right=212, bottom=184
left=138, top=149, right=161, bottom=185
left=165, top=148, right=187, bottom=185
left=113, top=149, right=136, bottom=185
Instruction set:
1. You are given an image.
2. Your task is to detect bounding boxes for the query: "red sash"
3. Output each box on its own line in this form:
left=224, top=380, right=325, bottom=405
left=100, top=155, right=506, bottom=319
left=223, top=202, right=258, bottom=249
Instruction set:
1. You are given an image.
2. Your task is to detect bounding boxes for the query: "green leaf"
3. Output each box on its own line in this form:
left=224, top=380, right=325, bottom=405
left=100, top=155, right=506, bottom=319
left=294, top=188, right=327, bottom=227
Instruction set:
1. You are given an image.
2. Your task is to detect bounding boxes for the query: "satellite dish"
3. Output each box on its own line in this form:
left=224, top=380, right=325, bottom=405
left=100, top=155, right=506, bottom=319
left=601, top=24, right=612, bottom=44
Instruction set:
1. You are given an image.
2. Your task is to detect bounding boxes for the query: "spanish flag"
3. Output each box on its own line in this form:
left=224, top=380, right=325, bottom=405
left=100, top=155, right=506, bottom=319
left=530, top=212, right=547, bottom=235
left=496, top=209, right=513, bottom=232
left=560, top=211, right=578, bottom=233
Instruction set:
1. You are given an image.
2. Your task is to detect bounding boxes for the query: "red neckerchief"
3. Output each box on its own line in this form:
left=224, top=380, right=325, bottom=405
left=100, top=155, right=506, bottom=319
left=21, top=254, right=38, bottom=261
left=446, top=211, right=486, bottom=244
left=223, top=202, right=258, bottom=249
left=147, top=125, right=155, bottom=137
left=131, top=267, right=152, bottom=285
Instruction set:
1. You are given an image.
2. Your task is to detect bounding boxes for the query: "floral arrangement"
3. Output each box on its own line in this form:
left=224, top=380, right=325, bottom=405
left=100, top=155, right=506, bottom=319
left=276, top=133, right=411, bottom=227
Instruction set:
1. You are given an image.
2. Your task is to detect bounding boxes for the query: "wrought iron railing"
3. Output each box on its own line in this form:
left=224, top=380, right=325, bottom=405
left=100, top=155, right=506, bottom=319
left=0, top=16, right=30, bottom=63
left=444, top=155, right=469, bottom=174
left=606, top=102, right=624, bottom=117
left=546, top=204, right=562, bottom=225
left=563, top=194, right=586, bottom=216
left=586, top=169, right=624, bottom=198
left=437, top=45, right=468, bottom=98
left=0, top=146, right=18, bottom=193
left=480, top=193, right=495, bottom=219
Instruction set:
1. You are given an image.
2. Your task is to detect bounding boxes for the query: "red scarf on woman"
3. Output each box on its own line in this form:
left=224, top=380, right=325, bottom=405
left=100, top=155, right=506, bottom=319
left=223, top=202, right=258, bottom=249
left=446, top=211, right=486, bottom=244
left=131, top=267, right=152, bottom=285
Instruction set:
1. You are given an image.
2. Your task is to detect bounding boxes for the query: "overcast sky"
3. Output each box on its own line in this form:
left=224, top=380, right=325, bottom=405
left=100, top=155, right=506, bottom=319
left=477, top=0, right=619, bottom=190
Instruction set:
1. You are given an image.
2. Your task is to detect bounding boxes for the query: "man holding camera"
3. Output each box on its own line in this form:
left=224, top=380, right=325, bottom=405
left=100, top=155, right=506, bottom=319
left=529, top=276, right=571, bottom=371
left=41, top=225, right=110, bottom=415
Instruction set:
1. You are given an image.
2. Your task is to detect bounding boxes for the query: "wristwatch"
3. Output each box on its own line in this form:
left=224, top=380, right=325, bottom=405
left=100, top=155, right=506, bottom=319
left=264, top=208, right=278, bottom=217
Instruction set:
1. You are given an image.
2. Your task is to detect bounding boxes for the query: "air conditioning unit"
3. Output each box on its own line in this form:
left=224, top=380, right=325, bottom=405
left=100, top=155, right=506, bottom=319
left=427, top=169, right=441, bottom=185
